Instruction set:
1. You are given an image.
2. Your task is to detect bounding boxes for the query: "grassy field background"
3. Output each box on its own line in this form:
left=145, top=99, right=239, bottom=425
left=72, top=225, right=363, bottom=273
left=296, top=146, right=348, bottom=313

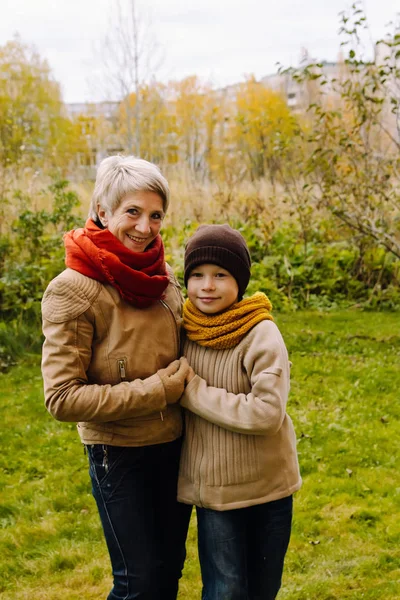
left=0, top=311, right=399, bottom=599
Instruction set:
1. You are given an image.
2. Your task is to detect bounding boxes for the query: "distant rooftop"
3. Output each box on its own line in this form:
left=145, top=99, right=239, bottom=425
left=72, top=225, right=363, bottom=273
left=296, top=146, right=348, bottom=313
left=66, top=101, right=119, bottom=119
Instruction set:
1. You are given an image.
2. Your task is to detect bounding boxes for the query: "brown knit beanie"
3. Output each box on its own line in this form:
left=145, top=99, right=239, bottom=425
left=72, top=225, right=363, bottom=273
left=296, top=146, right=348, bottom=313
left=184, top=224, right=251, bottom=300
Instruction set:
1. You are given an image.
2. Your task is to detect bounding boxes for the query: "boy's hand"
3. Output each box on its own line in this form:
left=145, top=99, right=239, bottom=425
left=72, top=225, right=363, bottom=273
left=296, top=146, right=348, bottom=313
left=178, top=357, right=195, bottom=383
left=185, top=366, right=196, bottom=384
left=157, top=358, right=191, bottom=404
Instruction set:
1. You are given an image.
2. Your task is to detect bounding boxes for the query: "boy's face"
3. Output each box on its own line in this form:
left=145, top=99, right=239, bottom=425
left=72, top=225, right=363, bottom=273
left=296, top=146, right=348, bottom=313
left=187, top=263, right=239, bottom=314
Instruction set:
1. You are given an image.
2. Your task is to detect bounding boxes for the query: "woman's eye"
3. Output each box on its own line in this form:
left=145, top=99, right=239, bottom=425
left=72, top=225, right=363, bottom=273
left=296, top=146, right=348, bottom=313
left=152, top=213, right=163, bottom=220
left=127, top=208, right=139, bottom=216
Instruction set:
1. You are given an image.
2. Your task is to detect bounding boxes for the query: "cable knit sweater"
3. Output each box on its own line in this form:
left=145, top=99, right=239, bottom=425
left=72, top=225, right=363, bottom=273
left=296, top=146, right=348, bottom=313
left=178, top=319, right=301, bottom=510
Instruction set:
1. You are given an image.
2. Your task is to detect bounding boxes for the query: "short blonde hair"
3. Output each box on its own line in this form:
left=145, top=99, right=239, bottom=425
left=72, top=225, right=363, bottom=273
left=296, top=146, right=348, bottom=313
left=89, top=155, right=170, bottom=220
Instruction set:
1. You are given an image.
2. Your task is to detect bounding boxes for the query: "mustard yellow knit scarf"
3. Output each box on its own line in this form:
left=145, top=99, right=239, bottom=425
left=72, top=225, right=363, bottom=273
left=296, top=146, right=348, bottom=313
left=183, top=292, right=273, bottom=349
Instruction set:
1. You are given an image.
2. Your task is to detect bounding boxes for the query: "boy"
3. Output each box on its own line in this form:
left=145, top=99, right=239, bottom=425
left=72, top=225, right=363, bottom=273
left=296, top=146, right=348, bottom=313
left=178, top=224, right=301, bottom=600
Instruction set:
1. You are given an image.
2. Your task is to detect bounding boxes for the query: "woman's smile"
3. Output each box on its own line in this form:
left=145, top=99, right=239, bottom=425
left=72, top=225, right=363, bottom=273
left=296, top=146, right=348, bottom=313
left=126, top=232, right=151, bottom=244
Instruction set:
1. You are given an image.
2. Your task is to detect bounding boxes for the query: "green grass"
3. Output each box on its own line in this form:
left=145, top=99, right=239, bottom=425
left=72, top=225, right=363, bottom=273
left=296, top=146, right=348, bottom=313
left=0, top=311, right=399, bottom=599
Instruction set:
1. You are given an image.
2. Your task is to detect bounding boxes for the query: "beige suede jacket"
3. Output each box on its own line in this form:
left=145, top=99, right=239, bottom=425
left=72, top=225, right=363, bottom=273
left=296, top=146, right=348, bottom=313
left=178, top=320, right=302, bottom=510
left=41, top=265, right=184, bottom=447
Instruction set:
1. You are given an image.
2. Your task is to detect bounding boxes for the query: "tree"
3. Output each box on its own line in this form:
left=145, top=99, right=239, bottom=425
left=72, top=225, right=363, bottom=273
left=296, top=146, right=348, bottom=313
left=119, top=82, right=171, bottom=164
left=0, top=37, right=61, bottom=168
left=233, top=77, right=297, bottom=183
left=170, top=76, right=219, bottom=178
left=283, top=2, right=400, bottom=258
left=0, top=36, right=87, bottom=177
left=98, top=0, right=162, bottom=155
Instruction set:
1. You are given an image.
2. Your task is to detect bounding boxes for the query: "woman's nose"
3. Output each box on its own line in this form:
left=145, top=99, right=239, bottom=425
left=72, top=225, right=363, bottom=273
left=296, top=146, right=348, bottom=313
left=134, top=216, right=151, bottom=234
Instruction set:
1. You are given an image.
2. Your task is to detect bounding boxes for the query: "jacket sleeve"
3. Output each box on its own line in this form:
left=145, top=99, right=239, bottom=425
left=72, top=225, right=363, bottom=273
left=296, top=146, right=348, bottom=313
left=41, top=285, right=167, bottom=424
left=180, top=321, right=290, bottom=436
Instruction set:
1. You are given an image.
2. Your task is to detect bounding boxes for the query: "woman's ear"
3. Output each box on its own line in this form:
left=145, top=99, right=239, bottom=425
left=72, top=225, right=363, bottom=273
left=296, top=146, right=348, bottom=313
left=97, top=204, right=108, bottom=227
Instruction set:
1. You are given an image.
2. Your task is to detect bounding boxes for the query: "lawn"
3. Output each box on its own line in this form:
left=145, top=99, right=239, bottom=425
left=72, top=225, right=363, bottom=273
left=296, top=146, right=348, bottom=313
left=0, top=311, right=399, bottom=599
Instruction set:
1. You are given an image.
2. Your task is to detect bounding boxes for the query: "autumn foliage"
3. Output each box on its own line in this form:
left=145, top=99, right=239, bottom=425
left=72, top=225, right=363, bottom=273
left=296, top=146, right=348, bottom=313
left=0, top=2, right=399, bottom=363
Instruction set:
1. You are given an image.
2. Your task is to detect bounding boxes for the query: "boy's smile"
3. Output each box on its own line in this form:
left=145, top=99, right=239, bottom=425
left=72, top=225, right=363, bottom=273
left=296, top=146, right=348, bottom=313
left=187, top=263, right=239, bottom=314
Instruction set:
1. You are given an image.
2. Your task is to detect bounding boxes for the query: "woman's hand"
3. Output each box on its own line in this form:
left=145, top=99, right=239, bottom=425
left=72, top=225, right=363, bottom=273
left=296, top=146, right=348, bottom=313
left=157, top=358, right=191, bottom=404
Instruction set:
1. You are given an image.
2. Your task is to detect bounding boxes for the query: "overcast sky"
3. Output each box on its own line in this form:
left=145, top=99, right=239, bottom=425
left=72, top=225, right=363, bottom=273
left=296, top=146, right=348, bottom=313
left=0, top=0, right=398, bottom=103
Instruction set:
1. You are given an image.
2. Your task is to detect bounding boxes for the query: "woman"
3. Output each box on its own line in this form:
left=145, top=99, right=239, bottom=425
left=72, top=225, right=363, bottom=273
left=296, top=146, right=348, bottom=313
left=41, top=155, right=192, bottom=600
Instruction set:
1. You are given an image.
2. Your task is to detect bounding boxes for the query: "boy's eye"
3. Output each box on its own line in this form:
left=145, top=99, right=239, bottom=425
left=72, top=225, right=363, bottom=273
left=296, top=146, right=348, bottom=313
left=215, top=272, right=226, bottom=278
left=190, top=272, right=203, bottom=278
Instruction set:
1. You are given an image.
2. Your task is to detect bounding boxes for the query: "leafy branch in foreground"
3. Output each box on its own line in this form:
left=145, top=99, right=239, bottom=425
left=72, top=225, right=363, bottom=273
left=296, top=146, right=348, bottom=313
left=280, top=1, right=400, bottom=259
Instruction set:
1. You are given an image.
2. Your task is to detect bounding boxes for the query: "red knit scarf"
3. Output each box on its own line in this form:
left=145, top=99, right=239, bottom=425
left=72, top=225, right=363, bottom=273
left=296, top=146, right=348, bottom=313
left=64, top=219, right=169, bottom=308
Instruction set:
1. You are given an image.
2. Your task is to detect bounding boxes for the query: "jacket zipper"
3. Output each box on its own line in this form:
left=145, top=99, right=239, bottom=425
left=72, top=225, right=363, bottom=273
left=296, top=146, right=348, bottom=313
left=118, top=359, right=126, bottom=381
left=160, top=299, right=179, bottom=357
left=159, top=299, right=180, bottom=423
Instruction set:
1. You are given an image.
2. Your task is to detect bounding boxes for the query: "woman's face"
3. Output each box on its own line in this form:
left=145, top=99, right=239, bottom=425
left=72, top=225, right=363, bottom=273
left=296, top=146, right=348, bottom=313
left=98, top=191, right=165, bottom=252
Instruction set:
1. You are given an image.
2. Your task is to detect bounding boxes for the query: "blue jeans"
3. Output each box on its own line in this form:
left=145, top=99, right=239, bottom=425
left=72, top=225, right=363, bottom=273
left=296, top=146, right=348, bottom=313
left=197, top=495, right=293, bottom=600
left=88, top=439, right=192, bottom=600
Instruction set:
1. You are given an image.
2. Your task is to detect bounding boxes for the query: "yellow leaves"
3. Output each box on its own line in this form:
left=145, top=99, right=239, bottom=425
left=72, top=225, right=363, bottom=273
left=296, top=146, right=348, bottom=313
left=0, top=36, right=67, bottom=169
left=236, top=77, right=294, bottom=130
left=231, top=77, right=298, bottom=179
left=0, top=37, right=297, bottom=182
left=172, top=76, right=211, bottom=134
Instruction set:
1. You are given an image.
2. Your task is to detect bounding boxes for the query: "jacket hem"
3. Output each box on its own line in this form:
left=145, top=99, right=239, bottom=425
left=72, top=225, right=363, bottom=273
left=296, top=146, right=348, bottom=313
left=80, top=430, right=182, bottom=447
left=177, top=479, right=302, bottom=511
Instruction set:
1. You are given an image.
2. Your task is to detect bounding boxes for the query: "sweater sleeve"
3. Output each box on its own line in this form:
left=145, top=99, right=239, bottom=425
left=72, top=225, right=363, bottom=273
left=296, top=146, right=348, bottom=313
left=180, top=321, right=290, bottom=435
left=41, top=279, right=167, bottom=424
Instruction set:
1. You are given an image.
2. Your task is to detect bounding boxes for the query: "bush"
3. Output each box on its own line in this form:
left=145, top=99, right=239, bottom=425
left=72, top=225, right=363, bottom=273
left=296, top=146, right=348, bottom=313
left=0, top=180, right=83, bottom=368
left=0, top=180, right=83, bottom=320
left=0, top=183, right=399, bottom=369
left=164, top=217, right=400, bottom=311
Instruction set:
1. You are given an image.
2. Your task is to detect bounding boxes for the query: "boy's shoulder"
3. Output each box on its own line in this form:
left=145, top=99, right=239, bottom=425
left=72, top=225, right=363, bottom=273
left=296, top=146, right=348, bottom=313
left=240, top=319, right=289, bottom=370
left=246, top=317, right=280, bottom=337
left=241, top=318, right=285, bottom=351
left=182, top=319, right=286, bottom=357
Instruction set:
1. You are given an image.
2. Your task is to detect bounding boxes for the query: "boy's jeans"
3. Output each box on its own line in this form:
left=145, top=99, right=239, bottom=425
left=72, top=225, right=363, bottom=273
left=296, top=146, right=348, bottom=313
left=197, top=495, right=293, bottom=600
left=88, top=439, right=192, bottom=600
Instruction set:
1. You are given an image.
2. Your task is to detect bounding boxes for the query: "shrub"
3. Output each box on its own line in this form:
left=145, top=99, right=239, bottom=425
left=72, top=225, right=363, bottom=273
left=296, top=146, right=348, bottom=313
left=0, top=180, right=83, bottom=368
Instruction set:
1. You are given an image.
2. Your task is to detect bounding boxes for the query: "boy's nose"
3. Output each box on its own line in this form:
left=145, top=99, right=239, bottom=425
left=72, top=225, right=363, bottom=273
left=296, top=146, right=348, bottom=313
left=202, top=277, right=215, bottom=290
